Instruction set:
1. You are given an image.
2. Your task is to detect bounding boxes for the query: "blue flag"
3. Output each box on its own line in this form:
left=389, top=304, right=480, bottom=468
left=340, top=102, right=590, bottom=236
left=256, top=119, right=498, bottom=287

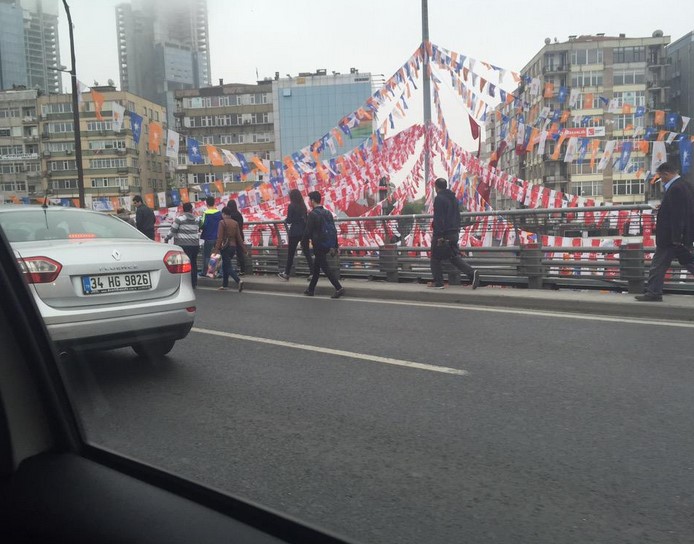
left=558, top=86, right=568, bottom=104
left=170, top=189, right=180, bottom=206
left=679, top=137, right=692, bottom=175
left=578, top=138, right=589, bottom=162
left=666, top=112, right=679, bottom=131
left=635, top=106, right=646, bottom=118
left=187, top=138, right=203, bottom=164
left=644, top=127, right=656, bottom=140
left=235, top=153, right=250, bottom=175
left=129, top=111, right=143, bottom=144
left=618, top=141, right=633, bottom=172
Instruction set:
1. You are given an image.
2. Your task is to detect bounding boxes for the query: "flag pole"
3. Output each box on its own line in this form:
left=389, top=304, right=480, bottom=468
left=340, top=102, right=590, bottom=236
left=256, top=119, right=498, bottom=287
left=421, top=0, right=431, bottom=183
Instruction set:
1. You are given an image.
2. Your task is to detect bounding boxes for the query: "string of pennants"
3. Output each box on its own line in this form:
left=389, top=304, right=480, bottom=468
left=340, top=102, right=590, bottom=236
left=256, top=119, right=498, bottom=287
left=424, top=42, right=694, bottom=178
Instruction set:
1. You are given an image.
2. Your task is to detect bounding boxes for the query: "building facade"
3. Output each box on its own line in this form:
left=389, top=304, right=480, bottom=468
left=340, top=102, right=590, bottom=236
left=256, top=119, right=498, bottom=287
left=116, top=0, right=211, bottom=127
left=0, top=87, right=167, bottom=205
left=0, top=0, right=60, bottom=94
left=484, top=32, right=670, bottom=208
left=0, top=89, right=41, bottom=201
left=667, top=31, right=694, bottom=137
left=272, top=69, right=373, bottom=159
left=174, top=81, right=274, bottom=194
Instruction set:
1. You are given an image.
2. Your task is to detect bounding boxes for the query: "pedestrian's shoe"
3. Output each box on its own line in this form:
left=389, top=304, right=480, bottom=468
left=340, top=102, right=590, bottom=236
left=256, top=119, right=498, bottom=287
left=306, top=275, right=312, bottom=282
left=635, top=293, right=662, bottom=302
left=277, top=272, right=289, bottom=281
left=471, top=270, right=480, bottom=290
left=331, top=288, right=345, bottom=299
left=217, top=286, right=228, bottom=291
left=426, top=282, right=445, bottom=289
left=238, top=281, right=244, bottom=293
left=303, top=289, right=314, bottom=296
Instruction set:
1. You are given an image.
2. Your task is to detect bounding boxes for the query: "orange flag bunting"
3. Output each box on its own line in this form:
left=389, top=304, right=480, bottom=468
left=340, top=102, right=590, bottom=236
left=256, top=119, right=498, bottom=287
left=144, top=194, right=156, bottom=209
left=622, top=103, right=633, bottom=114
left=583, top=93, right=594, bottom=109
left=250, top=156, right=269, bottom=174
left=654, top=110, right=665, bottom=125
left=206, top=145, right=224, bottom=166
left=657, top=130, right=667, bottom=141
left=91, top=89, right=105, bottom=121
left=589, top=139, right=601, bottom=169
left=543, top=82, right=554, bottom=98
left=148, top=122, right=163, bottom=153
left=551, top=134, right=567, bottom=160
left=179, top=188, right=189, bottom=203
left=214, top=180, right=224, bottom=194
left=332, top=128, right=343, bottom=147
left=560, top=110, right=570, bottom=123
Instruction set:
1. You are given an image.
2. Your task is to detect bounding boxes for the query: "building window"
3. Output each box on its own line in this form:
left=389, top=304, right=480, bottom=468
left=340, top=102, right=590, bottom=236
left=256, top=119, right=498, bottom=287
left=570, top=49, right=603, bottom=65
left=47, top=122, right=74, bottom=133
left=571, top=180, right=603, bottom=196
left=88, top=158, right=128, bottom=169
left=613, top=91, right=646, bottom=107
left=86, top=121, right=114, bottom=132
left=613, top=178, right=645, bottom=195
left=88, top=140, right=126, bottom=150
left=613, top=46, right=646, bottom=64
left=90, top=177, right=128, bottom=188
left=570, top=71, right=603, bottom=87
left=49, top=160, right=77, bottom=171
left=614, top=114, right=645, bottom=130
left=51, top=179, right=79, bottom=190
left=613, top=69, right=645, bottom=85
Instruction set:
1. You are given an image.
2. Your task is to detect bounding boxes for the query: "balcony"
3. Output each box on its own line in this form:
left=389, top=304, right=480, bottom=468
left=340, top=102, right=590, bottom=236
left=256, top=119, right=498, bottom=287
left=543, top=65, right=568, bottom=74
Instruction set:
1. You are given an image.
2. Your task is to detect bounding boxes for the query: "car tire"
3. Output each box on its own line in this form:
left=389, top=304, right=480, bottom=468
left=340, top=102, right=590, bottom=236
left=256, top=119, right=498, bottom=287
left=132, top=339, right=176, bottom=358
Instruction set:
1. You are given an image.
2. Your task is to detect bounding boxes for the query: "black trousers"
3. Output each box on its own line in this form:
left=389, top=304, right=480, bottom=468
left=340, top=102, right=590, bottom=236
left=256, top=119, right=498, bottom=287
left=645, top=244, right=694, bottom=296
left=285, top=236, right=313, bottom=275
left=430, top=232, right=475, bottom=287
left=182, top=245, right=199, bottom=288
left=307, top=249, right=342, bottom=292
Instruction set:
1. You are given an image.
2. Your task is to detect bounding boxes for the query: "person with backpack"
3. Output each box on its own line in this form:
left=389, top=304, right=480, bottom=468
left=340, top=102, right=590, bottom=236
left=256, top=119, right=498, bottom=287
left=164, top=202, right=200, bottom=288
left=199, top=196, right=222, bottom=277
left=302, top=191, right=344, bottom=298
left=278, top=189, right=314, bottom=280
left=429, top=177, right=480, bottom=289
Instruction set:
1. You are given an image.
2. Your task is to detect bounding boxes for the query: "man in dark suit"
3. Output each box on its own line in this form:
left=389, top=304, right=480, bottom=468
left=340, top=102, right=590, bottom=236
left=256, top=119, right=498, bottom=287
left=636, top=162, right=694, bottom=301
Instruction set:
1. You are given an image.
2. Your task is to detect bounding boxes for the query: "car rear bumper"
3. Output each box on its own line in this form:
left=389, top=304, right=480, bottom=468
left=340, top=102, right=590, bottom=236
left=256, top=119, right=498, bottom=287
left=46, top=308, right=195, bottom=351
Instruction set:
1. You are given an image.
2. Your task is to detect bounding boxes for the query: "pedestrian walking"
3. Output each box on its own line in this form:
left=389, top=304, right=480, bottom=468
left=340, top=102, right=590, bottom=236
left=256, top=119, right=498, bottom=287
left=164, top=202, right=200, bottom=288
left=278, top=188, right=313, bottom=280
left=636, top=162, right=694, bottom=301
left=226, top=199, right=247, bottom=275
left=199, top=196, right=222, bottom=277
left=132, top=195, right=155, bottom=240
left=429, top=177, right=480, bottom=289
left=302, top=191, right=344, bottom=298
left=214, top=206, right=246, bottom=292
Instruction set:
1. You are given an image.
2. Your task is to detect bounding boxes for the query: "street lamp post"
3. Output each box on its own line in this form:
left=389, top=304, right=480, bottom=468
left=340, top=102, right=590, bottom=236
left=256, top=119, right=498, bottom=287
left=62, top=0, right=85, bottom=208
left=421, top=0, right=431, bottom=182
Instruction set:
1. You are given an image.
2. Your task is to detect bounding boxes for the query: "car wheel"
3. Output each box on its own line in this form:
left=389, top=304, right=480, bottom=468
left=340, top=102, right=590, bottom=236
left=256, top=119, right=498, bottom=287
left=132, top=339, right=176, bottom=358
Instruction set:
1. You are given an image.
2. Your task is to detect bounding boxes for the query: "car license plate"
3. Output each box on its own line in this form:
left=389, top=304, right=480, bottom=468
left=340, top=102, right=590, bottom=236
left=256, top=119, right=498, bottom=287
left=81, top=272, right=152, bottom=295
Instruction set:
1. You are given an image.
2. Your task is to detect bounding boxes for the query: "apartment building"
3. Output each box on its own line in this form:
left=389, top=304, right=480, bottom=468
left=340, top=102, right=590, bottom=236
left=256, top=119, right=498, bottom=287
left=667, top=31, right=694, bottom=137
left=174, top=80, right=274, bottom=193
left=484, top=31, right=670, bottom=207
left=0, top=89, right=40, bottom=202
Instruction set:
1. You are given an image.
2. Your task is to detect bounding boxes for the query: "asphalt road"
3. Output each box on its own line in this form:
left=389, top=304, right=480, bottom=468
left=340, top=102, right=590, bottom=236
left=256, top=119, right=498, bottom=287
left=60, top=287, right=694, bottom=544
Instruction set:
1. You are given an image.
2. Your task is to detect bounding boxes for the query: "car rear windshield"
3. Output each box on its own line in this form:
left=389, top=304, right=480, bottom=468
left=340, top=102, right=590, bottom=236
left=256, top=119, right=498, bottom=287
left=0, top=209, right=147, bottom=242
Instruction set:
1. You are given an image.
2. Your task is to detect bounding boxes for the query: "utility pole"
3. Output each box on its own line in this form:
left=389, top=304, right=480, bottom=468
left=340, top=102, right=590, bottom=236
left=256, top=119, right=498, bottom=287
left=62, top=0, right=85, bottom=208
left=421, top=0, right=432, bottom=183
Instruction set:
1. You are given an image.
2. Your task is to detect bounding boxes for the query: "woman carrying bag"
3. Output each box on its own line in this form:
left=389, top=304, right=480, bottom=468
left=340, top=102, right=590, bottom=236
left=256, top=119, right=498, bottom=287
left=214, top=206, right=247, bottom=292
left=278, top=189, right=314, bottom=280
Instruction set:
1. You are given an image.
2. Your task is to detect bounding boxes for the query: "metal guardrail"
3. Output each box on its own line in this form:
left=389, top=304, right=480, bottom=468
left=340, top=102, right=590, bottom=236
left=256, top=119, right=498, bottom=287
left=193, top=205, right=694, bottom=295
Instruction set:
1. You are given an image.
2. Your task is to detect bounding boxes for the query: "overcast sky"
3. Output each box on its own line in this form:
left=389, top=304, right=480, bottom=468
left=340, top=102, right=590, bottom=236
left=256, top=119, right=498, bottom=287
left=58, top=0, right=694, bottom=92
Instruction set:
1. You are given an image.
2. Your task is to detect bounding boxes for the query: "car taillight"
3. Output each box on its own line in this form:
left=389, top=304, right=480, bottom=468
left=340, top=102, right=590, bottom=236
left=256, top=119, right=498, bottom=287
left=18, top=256, right=62, bottom=283
left=164, top=250, right=192, bottom=274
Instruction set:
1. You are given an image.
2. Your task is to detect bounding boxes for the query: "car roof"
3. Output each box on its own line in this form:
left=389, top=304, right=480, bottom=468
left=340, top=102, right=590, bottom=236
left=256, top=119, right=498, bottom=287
left=0, top=206, right=103, bottom=215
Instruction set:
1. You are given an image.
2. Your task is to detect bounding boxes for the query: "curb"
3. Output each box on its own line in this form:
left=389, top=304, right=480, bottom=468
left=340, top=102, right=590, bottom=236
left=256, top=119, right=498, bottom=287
left=197, top=275, right=694, bottom=323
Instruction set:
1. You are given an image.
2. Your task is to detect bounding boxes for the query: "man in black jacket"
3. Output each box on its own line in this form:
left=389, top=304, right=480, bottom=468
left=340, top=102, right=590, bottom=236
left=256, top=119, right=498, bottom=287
left=302, top=191, right=344, bottom=299
left=636, top=162, right=694, bottom=301
left=132, top=195, right=155, bottom=240
left=429, top=178, right=480, bottom=289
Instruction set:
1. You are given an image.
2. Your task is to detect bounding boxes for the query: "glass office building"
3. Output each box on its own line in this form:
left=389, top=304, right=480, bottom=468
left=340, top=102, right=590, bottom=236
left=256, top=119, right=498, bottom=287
left=272, top=71, right=373, bottom=159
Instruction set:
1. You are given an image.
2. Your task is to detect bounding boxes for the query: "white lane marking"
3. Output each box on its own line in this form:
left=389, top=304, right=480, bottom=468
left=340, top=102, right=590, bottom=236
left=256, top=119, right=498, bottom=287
left=191, top=327, right=468, bottom=376
left=233, top=289, right=694, bottom=329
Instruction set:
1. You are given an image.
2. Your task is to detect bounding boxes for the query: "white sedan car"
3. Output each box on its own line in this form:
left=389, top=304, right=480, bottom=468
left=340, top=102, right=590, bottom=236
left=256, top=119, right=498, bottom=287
left=0, top=205, right=196, bottom=357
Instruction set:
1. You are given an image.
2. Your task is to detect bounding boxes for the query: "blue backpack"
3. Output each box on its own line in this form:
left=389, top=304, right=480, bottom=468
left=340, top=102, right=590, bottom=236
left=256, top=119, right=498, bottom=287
left=313, top=208, right=337, bottom=250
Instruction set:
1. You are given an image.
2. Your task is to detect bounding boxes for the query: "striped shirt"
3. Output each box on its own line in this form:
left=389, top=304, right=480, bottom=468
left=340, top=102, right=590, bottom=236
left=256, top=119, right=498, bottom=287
left=166, top=213, right=199, bottom=246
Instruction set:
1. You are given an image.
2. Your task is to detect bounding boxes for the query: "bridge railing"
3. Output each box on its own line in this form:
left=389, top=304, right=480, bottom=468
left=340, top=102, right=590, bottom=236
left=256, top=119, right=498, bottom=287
left=214, top=204, right=693, bottom=294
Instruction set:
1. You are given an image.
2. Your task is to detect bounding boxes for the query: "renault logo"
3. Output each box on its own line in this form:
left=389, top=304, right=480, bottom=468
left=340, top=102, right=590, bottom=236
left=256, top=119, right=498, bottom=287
left=112, top=249, right=121, bottom=261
